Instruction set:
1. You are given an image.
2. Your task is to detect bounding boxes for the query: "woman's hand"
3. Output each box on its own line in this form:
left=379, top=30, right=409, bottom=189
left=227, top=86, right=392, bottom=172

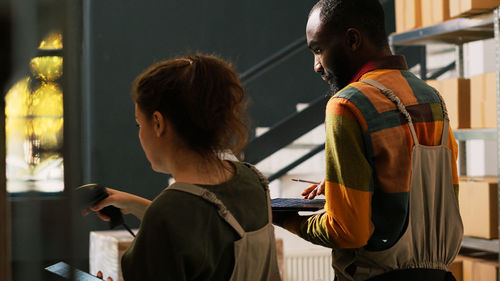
left=96, top=270, right=113, bottom=281
left=81, top=188, right=152, bottom=220
left=301, top=179, right=325, bottom=199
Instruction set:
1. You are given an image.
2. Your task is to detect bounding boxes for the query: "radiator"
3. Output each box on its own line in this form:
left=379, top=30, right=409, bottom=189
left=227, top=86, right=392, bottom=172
left=284, top=249, right=335, bottom=281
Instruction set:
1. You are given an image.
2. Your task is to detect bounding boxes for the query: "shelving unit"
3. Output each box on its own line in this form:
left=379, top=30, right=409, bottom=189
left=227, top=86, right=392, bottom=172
left=389, top=8, right=500, bottom=256
left=453, top=129, right=497, bottom=141
left=389, top=12, right=495, bottom=46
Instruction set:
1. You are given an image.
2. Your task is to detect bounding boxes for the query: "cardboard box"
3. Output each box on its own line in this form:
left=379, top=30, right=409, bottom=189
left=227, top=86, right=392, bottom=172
left=422, top=0, right=450, bottom=27
left=454, top=252, right=498, bottom=281
left=426, top=78, right=471, bottom=129
left=425, top=79, right=441, bottom=92
left=396, top=0, right=422, bottom=33
left=459, top=177, right=498, bottom=239
left=450, top=0, right=500, bottom=18
left=450, top=259, right=464, bottom=281
left=473, top=260, right=499, bottom=281
left=470, top=72, right=497, bottom=128
left=276, top=239, right=285, bottom=281
left=90, top=230, right=136, bottom=281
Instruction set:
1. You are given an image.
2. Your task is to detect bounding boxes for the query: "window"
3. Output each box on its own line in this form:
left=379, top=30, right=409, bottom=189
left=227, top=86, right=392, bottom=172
left=4, top=32, right=64, bottom=193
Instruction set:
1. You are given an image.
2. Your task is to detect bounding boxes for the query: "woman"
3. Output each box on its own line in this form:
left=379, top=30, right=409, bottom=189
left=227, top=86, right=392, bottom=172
left=86, top=54, right=281, bottom=281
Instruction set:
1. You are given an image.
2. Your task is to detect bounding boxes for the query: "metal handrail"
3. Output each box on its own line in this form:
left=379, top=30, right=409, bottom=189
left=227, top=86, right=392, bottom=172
left=427, top=61, right=456, bottom=80
left=268, top=143, right=324, bottom=182
left=239, top=36, right=307, bottom=85
left=243, top=95, right=328, bottom=165
left=239, top=35, right=325, bottom=182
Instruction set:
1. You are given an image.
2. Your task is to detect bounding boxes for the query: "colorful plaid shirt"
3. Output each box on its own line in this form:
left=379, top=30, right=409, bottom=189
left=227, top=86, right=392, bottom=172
left=297, top=55, right=459, bottom=250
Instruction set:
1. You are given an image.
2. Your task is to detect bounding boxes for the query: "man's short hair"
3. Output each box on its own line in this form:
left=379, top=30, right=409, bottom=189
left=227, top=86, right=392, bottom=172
left=311, top=0, right=388, bottom=47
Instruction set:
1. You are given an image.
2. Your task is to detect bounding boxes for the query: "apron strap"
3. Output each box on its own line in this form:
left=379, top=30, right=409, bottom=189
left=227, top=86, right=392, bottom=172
left=167, top=182, right=246, bottom=237
left=361, top=79, right=419, bottom=145
left=431, top=87, right=451, bottom=146
left=243, top=163, right=273, bottom=222
left=441, top=119, right=450, bottom=146
left=429, top=86, right=450, bottom=122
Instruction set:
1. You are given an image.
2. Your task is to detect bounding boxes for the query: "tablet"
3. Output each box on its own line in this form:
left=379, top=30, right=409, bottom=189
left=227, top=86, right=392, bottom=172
left=271, top=198, right=325, bottom=212
left=45, top=261, right=102, bottom=281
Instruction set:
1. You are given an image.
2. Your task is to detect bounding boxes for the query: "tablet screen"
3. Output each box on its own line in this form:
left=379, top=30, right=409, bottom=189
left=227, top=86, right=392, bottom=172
left=45, top=261, right=102, bottom=281
left=271, top=198, right=325, bottom=212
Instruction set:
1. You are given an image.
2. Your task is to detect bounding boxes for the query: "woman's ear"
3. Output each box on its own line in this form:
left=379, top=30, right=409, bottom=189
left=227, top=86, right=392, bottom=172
left=152, top=111, right=166, bottom=137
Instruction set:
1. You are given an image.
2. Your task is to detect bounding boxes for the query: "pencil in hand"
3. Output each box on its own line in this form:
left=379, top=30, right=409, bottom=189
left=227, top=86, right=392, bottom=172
left=291, top=178, right=321, bottom=185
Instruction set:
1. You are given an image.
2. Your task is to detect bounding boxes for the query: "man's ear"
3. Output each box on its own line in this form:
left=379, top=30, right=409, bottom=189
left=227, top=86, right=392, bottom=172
left=345, top=28, right=362, bottom=52
left=152, top=111, right=166, bottom=137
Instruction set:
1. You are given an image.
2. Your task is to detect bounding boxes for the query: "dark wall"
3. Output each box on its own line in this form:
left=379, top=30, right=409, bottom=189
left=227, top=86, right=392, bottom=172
left=0, top=1, right=11, bottom=280
left=82, top=0, right=396, bottom=199
left=79, top=0, right=396, bottom=263
left=82, top=0, right=327, bottom=201
left=6, top=1, right=397, bottom=280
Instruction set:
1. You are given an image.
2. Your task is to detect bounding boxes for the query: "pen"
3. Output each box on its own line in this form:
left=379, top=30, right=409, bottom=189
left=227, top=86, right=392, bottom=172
left=291, top=178, right=321, bottom=185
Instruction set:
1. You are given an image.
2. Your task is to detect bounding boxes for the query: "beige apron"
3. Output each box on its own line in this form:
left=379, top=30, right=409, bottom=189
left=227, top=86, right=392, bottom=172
left=331, top=79, right=463, bottom=281
left=167, top=164, right=282, bottom=281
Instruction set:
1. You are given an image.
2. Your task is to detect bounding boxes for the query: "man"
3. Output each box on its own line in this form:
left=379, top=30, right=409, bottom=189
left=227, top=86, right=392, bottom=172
left=273, top=0, right=463, bottom=280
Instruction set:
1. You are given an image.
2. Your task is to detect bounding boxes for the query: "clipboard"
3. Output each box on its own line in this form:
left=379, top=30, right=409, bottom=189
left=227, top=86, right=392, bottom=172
left=45, top=261, right=102, bottom=281
left=271, top=198, right=325, bottom=212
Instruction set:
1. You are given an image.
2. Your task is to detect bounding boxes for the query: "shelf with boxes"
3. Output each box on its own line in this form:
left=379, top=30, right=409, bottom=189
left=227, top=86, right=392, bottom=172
left=394, top=0, right=500, bottom=36
left=390, top=3, right=500, bottom=279
left=391, top=11, right=494, bottom=46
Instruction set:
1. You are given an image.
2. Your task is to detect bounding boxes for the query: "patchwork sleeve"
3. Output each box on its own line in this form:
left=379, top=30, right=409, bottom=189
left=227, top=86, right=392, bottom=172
left=298, top=97, right=374, bottom=249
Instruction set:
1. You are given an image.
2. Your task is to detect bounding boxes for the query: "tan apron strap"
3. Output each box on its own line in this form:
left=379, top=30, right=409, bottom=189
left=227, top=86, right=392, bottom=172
left=243, top=163, right=270, bottom=189
left=441, top=119, right=450, bottom=146
left=243, top=163, right=273, bottom=223
left=361, top=79, right=419, bottom=145
left=429, top=86, right=450, bottom=122
left=167, top=182, right=246, bottom=237
left=427, top=86, right=450, bottom=146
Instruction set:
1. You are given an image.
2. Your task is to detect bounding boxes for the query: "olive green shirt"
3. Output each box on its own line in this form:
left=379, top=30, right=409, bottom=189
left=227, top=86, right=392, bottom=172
left=121, top=161, right=268, bottom=281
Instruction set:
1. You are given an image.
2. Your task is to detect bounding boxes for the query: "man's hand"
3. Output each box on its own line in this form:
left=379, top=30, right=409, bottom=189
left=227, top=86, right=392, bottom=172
left=272, top=210, right=310, bottom=236
left=272, top=210, right=299, bottom=228
left=301, top=179, right=325, bottom=199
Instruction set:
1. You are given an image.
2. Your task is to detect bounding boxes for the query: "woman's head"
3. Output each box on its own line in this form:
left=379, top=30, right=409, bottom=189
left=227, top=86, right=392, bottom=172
left=132, top=54, right=248, bottom=170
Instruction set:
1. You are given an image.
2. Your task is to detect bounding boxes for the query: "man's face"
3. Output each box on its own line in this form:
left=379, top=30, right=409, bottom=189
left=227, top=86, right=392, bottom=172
left=306, top=8, right=353, bottom=94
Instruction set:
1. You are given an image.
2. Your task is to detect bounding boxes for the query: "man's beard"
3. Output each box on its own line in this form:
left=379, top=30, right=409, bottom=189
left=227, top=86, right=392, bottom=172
left=324, top=69, right=350, bottom=95
left=323, top=55, right=352, bottom=95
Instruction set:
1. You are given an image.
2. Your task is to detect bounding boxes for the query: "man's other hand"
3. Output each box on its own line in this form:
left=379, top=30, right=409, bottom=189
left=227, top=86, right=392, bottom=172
left=301, top=179, right=325, bottom=199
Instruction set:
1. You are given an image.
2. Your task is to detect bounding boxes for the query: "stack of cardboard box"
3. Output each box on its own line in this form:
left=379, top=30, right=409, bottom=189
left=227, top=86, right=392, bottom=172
left=426, top=78, right=471, bottom=129
left=451, top=0, right=500, bottom=18
left=452, top=178, right=499, bottom=280
left=396, top=0, right=500, bottom=32
left=470, top=72, right=497, bottom=128
left=459, top=177, right=498, bottom=240
left=451, top=250, right=499, bottom=281
left=421, top=0, right=450, bottom=27
left=426, top=72, right=497, bottom=130
left=395, top=0, right=422, bottom=33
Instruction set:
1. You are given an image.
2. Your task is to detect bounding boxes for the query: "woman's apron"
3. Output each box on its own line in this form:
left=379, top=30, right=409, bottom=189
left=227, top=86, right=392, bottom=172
left=331, top=79, right=463, bottom=281
left=167, top=163, right=282, bottom=281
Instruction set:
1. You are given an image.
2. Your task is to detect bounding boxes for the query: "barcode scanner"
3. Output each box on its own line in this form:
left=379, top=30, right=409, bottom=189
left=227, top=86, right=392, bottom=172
left=76, top=183, right=135, bottom=237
